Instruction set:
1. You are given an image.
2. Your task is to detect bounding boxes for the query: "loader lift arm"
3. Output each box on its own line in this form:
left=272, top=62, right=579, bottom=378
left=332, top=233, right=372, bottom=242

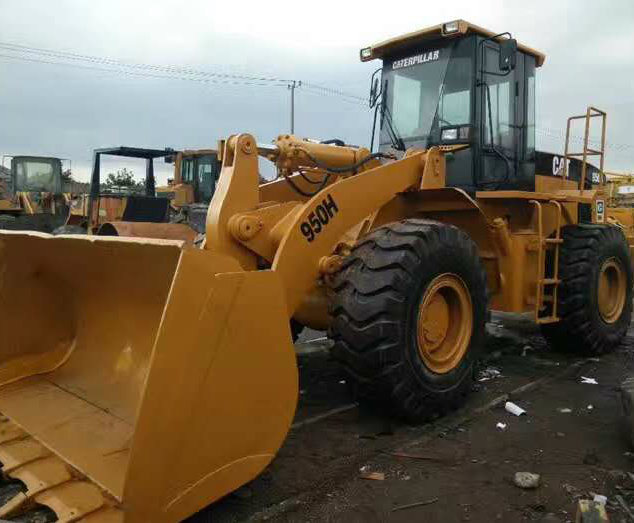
left=208, top=134, right=442, bottom=315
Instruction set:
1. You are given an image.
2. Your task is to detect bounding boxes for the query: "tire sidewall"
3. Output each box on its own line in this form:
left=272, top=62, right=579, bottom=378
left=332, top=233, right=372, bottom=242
left=583, top=229, right=632, bottom=343
left=403, top=232, right=487, bottom=394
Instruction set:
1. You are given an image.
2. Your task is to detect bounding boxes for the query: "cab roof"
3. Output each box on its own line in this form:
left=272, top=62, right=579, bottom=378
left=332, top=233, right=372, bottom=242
left=360, top=19, right=545, bottom=67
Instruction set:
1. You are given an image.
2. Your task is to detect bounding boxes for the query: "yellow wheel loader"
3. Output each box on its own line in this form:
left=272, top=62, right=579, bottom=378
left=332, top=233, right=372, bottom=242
left=0, top=155, right=71, bottom=232
left=0, top=19, right=631, bottom=522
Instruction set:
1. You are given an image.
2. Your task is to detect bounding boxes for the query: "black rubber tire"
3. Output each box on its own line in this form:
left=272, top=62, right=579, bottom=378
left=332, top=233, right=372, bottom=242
left=330, top=219, right=488, bottom=423
left=541, top=224, right=633, bottom=355
left=52, top=224, right=86, bottom=235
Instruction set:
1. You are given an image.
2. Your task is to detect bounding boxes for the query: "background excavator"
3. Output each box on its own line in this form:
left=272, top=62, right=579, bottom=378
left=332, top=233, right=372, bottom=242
left=0, top=20, right=630, bottom=523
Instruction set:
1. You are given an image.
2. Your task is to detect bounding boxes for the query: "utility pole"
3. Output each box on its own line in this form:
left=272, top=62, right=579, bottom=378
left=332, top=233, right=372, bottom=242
left=288, top=80, right=301, bottom=134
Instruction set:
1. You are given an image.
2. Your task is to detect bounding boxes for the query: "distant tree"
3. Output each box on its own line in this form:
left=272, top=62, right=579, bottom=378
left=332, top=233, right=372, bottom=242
left=104, top=168, right=144, bottom=193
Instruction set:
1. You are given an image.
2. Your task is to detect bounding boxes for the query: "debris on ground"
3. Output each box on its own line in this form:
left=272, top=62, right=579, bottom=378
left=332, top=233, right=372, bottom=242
left=391, top=498, right=439, bottom=512
left=478, top=367, right=502, bottom=382
left=505, top=401, right=527, bottom=416
left=496, top=422, right=507, bottom=430
left=576, top=499, right=609, bottom=522
left=558, top=408, right=573, bottom=414
left=563, top=483, right=584, bottom=500
left=389, top=451, right=453, bottom=463
left=592, top=494, right=607, bottom=505
left=587, top=405, right=594, bottom=410
left=616, top=494, right=634, bottom=520
left=359, top=469, right=385, bottom=481
left=580, top=376, right=598, bottom=385
left=513, top=472, right=541, bottom=489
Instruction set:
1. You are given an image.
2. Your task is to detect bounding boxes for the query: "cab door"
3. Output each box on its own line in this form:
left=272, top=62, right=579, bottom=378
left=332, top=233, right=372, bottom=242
left=478, top=40, right=521, bottom=190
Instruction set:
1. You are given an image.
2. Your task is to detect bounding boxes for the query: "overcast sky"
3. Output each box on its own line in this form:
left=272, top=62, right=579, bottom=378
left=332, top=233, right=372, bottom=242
left=1, top=0, right=634, bottom=183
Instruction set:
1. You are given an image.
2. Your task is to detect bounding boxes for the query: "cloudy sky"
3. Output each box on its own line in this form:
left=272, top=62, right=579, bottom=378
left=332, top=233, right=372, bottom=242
left=1, top=0, right=634, bottom=183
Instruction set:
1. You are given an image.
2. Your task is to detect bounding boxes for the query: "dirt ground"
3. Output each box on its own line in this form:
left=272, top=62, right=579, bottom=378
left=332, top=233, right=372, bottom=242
left=188, top=314, right=634, bottom=523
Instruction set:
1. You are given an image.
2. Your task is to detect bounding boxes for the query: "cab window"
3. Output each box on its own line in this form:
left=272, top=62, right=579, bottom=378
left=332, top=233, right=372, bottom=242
left=196, top=156, right=217, bottom=203
left=181, top=158, right=195, bottom=184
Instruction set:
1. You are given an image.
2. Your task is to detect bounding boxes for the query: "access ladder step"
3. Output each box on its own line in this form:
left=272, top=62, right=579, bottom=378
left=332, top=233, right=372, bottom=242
left=537, top=316, right=560, bottom=324
left=545, top=238, right=563, bottom=244
left=540, top=278, right=561, bottom=285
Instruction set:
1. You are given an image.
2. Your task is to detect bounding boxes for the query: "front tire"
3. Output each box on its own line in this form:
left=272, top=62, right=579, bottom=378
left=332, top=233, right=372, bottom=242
left=330, top=219, right=488, bottom=422
left=542, top=224, right=633, bottom=354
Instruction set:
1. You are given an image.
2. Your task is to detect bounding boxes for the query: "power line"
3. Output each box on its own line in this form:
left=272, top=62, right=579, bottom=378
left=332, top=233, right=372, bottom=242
left=536, top=127, right=634, bottom=153
left=0, top=40, right=369, bottom=105
left=0, top=52, right=289, bottom=88
left=0, top=41, right=292, bottom=85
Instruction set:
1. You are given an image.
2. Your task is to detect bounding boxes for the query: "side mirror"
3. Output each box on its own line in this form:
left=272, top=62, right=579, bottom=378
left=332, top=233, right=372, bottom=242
left=499, top=38, right=517, bottom=71
left=369, top=77, right=379, bottom=107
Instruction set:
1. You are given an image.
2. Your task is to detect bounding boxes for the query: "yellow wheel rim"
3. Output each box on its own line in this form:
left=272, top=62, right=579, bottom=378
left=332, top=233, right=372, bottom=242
left=598, top=257, right=626, bottom=324
left=416, top=273, right=473, bottom=374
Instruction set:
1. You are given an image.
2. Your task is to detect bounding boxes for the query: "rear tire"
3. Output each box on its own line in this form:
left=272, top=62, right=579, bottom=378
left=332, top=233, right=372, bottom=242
left=330, top=219, right=488, bottom=422
left=542, top=224, right=633, bottom=355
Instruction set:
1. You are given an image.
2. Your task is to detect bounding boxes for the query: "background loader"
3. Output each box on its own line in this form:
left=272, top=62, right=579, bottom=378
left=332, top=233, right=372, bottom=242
left=0, top=19, right=630, bottom=522
left=0, top=155, right=71, bottom=232
left=62, top=146, right=220, bottom=243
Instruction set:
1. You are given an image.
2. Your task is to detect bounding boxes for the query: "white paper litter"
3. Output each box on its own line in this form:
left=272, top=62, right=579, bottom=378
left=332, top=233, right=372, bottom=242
left=587, top=405, right=594, bottom=410
left=496, top=422, right=507, bottom=430
left=580, top=376, right=598, bottom=385
left=558, top=408, right=572, bottom=414
left=505, top=401, right=526, bottom=416
left=593, top=494, right=607, bottom=505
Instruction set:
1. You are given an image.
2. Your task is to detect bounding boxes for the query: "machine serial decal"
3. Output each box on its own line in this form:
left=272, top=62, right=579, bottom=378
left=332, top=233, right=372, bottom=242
left=392, top=50, right=440, bottom=70
left=300, top=194, right=339, bottom=242
left=596, top=199, right=605, bottom=223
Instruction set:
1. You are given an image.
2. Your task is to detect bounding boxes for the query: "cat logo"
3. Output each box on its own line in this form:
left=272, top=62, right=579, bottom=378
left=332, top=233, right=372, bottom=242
left=552, top=156, right=567, bottom=177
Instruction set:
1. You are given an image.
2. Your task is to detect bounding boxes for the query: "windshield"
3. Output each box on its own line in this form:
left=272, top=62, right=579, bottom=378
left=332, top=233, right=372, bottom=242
left=13, top=158, right=61, bottom=192
left=380, top=40, right=473, bottom=148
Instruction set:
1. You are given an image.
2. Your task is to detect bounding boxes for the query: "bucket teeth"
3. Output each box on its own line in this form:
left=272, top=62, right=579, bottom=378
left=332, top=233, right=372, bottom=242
left=0, top=419, right=123, bottom=522
left=35, top=481, right=105, bottom=522
left=0, top=439, right=51, bottom=473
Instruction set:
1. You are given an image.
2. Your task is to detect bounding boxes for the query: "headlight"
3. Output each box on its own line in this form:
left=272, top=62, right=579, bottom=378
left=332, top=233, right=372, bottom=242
left=441, top=128, right=458, bottom=141
left=360, top=47, right=373, bottom=61
left=442, top=20, right=460, bottom=35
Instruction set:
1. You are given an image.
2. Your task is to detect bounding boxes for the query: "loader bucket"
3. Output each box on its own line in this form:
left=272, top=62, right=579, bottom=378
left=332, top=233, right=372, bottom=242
left=0, top=231, right=298, bottom=522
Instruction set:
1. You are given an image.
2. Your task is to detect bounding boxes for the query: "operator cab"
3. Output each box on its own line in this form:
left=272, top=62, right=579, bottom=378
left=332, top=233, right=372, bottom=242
left=362, top=20, right=544, bottom=193
left=9, top=156, right=64, bottom=194
left=178, top=151, right=221, bottom=204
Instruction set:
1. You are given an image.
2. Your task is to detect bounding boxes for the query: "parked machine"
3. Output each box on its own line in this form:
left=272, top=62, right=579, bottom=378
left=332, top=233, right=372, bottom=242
left=63, top=146, right=220, bottom=242
left=0, top=155, right=70, bottom=232
left=0, top=20, right=630, bottom=522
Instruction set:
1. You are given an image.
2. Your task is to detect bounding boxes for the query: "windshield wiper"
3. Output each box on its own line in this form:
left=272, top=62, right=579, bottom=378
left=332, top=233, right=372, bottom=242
left=377, top=79, right=406, bottom=152
left=381, top=103, right=406, bottom=152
